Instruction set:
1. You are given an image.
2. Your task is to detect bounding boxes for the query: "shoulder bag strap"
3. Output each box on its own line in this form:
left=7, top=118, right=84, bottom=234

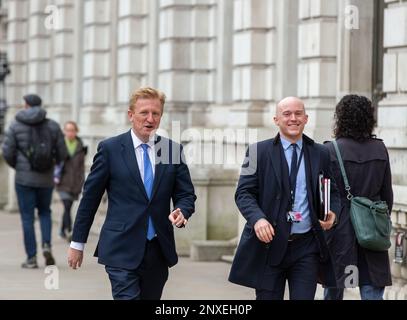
left=332, top=140, right=353, bottom=200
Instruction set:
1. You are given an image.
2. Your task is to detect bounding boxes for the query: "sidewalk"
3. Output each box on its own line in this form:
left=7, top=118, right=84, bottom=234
left=0, top=211, right=254, bottom=300
left=0, top=211, right=359, bottom=300
left=0, top=211, right=111, bottom=299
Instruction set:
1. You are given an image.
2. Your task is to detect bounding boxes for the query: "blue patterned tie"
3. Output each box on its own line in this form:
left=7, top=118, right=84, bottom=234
left=141, top=144, right=155, bottom=240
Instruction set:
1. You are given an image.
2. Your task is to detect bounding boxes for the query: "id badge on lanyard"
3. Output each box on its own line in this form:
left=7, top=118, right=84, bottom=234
left=287, top=148, right=304, bottom=224
left=287, top=211, right=303, bottom=223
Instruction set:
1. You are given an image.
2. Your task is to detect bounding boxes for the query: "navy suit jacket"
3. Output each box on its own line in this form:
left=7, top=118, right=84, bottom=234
left=72, top=131, right=196, bottom=270
left=229, top=133, right=340, bottom=289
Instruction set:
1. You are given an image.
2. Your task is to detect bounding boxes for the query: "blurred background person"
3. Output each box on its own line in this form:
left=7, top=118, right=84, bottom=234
left=54, top=121, right=87, bottom=242
left=2, top=94, right=67, bottom=268
left=324, top=95, right=393, bottom=300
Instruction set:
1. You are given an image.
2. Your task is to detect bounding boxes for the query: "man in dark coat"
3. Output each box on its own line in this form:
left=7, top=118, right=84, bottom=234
left=229, top=97, right=340, bottom=300
left=2, top=94, right=67, bottom=268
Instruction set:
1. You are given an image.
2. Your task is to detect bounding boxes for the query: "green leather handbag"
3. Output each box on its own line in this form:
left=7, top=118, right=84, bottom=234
left=333, top=141, right=392, bottom=251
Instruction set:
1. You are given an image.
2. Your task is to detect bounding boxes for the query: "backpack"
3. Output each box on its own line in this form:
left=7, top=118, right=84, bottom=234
left=24, top=120, right=55, bottom=172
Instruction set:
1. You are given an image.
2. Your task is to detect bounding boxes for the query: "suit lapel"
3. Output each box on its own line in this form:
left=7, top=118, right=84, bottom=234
left=280, top=144, right=291, bottom=197
left=306, top=142, right=320, bottom=195
left=304, top=141, right=320, bottom=221
left=121, top=131, right=149, bottom=200
left=268, top=136, right=284, bottom=193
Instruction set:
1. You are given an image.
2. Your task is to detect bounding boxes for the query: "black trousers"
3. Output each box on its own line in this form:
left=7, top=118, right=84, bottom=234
left=256, top=233, right=320, bottom=300
left=105, top=238, right=169, bottom=300
left=61, top=199, right=73, bottom=233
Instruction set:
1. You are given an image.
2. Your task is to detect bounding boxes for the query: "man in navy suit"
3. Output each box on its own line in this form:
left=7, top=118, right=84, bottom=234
left=68, top=87, right=196, bottom=300
left=229, top=97, right=340, bottom=300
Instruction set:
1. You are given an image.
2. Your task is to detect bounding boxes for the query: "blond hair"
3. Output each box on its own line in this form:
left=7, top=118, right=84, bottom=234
left=129, top=87, right=166, bottom=111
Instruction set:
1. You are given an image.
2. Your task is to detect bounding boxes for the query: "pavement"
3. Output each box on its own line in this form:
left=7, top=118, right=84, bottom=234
left=0, top=210, right=360, bottom=300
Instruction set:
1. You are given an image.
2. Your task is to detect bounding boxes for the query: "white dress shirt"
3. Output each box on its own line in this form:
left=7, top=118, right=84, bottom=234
left=70, top=129, right=155, bottom=251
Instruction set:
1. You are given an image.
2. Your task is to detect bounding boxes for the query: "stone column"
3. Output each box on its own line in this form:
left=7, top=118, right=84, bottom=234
left=274, top=0, right=299, bottom=101
left=80, top=0, right=111, bottom=127
left=336, top=0, right=375, bottom=98
left=50, top=0, right=75, bottom=123
left=265, top=0, right=300, bottom=129
left=27, top=0, right=51, bottom=105
left=215, top=0, right=233, bottom=106
left=297, top=0, right=338, bottom=141
left=158, top=0, right=216, bottom=130
left=147, top=0, right=159, bottom=88
left=207, top=0, right=233, bottom=128
left=68, top=0, right=83, bottom=123
left=378, top=0, right=407, bottom=300
left=117, top=0, right=148, bottom=110
left=231, top=0, right=275, bottom=128
left=71, top=0, right=84, bottom=123
left=188, top=1, right=216, bottom=127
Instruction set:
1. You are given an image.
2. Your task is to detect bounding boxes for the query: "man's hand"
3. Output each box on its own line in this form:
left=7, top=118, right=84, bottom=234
left=319, top=211, right=336, bottom=231
left=254, top=218, right=275, bottom=243
left=68, top=247, right=84, bottom=270
left=169, top=208, right=187, bottom=228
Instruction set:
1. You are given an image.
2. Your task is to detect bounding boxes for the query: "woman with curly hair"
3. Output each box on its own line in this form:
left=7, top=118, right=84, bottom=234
left=324, top=95, right=393, bottom=300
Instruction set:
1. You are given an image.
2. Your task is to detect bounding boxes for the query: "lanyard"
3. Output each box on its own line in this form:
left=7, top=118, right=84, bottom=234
left=289, top=147, right=304, bottom=211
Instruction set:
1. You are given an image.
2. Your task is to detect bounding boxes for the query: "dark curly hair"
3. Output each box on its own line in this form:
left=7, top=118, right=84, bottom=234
left=333, top=95, right=376, bottom=141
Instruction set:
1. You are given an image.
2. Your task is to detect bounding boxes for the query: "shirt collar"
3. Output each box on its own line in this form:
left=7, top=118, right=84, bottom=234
left=130, top=129, right=155, bottom=150
left=280, top=135, right=303, bottom=151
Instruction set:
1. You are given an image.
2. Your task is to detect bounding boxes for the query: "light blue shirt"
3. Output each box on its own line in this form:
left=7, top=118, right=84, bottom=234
left=280, top=136, right=312, bottom=234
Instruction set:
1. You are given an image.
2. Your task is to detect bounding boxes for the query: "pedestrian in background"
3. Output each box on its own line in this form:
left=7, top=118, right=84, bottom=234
left=2, top=94, right=67, bottom=268
left=324, top=95, right=393, bottom=300
left=54, top=121, right=87, bottom=242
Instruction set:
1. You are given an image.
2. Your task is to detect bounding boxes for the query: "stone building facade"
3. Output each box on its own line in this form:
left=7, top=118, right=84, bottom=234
left=0, top=0, right=406, bottom=299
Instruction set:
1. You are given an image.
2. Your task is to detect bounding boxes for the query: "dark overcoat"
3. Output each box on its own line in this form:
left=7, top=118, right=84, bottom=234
left=324, top=138, right=393, bottom=287
left=229, top=133, right=340, bottom=289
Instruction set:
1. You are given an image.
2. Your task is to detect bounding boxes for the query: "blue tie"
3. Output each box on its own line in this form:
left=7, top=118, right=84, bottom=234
left=141, top=144, right=155, bottom=240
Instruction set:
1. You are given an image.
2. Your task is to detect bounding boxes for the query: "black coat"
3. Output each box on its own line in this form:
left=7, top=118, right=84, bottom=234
left=229, top=134, right=340, bottom=289
left=324, top=138, right=393, bottom=287
left=2, top=106, right=67, bottom=188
